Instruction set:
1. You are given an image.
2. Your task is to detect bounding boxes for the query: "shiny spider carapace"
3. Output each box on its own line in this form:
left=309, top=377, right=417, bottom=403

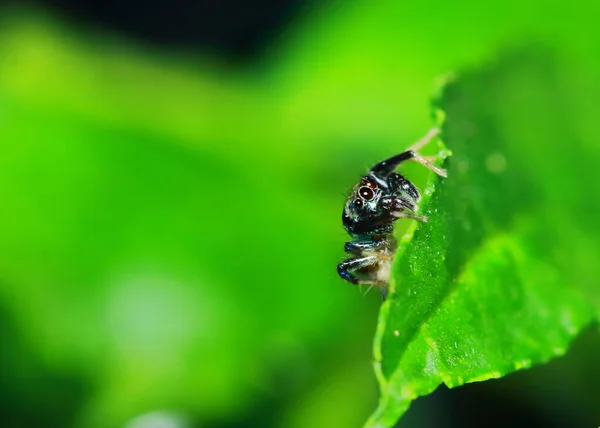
left=337, top=127, right=447, bottom=299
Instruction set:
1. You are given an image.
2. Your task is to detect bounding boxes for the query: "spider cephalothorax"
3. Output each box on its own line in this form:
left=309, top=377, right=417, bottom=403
left=337, top=128, right=447, bottom=299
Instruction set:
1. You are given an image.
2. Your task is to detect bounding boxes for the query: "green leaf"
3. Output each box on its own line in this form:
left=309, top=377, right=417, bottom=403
left=366, top=49, right=599, bottom=427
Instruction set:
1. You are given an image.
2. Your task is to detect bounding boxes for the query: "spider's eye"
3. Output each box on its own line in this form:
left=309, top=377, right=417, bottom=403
left=354, top=199, right=363, bottom=208
left=359, top=187, right=374, bottom=200
left=361, top=177, right=377, bottom=189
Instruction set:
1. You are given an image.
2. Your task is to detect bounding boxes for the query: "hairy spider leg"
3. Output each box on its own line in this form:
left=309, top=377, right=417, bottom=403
left=337, top=256, right=385, bottom=286
left=390, top=211, right=429, bottom=222
left=387, top=172, right=420, bottom=201
left=369, top=127, right=447, bottom=179
left=344, top=240, right=388, bottom=254
left=384, top=173, right=430, bottom=221
left=408, top=127, right=440, bottom=152
left=362, top=282, right=388, bottom=300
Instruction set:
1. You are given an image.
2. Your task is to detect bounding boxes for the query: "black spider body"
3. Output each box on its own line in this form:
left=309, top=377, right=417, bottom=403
left=337, top=128, right=447, bottom=299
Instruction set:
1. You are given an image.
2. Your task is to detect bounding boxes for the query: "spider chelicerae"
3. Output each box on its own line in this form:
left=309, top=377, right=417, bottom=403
left=337, top=127, right=447, bottom=299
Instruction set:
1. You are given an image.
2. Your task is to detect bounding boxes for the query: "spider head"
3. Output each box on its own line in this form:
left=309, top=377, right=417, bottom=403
left=342, top=176, right=394, bottom=237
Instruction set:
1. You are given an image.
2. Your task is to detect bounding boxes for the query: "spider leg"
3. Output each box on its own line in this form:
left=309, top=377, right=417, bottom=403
left=404, top=151, right=447, bottom=178
left=388, top=172, right=420, bottom=202
left=337, top=256, right=384, bottom=286
left=362, top=283, right=386, bottom=300
left=369, top=127, right=447, bottom=179
left=391, top=211, right=429, bottom=222
left=407, top=127, right=440, bottom=152
left=344, top=240, right=387, bottom=254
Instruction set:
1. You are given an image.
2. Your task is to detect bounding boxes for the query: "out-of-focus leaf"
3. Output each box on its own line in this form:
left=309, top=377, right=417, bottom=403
left=2, top=1, right=600, bottom=427
left=271, top=0, right=600, bottom=158
left=0, top=9, right=385, bottom=427
left=366, top=50, right=600, bottom=427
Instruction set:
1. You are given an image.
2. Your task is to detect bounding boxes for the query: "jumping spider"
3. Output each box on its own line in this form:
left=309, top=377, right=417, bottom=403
left=337, top=127, right=447, bottom=299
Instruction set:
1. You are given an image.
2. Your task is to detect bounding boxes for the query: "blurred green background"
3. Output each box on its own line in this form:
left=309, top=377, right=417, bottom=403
left=0, top=1, right=599, bottom=427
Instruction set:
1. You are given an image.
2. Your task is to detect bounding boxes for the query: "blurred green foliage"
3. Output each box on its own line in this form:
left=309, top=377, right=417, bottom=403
left=0, top=0, right=599, bottom=427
